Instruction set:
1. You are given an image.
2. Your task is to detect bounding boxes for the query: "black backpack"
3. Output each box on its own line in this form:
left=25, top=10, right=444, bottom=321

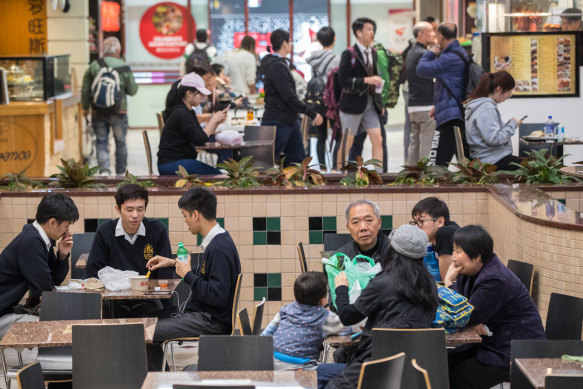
left=185, top=44, right=210, bottom=73
left=452, top=50, right=485, bottom=98
left=304, top=54, right=336, bottom=115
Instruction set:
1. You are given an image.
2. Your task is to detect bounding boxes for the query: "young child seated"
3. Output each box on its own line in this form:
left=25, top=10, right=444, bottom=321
left=262, top=271, right=350, bottom=366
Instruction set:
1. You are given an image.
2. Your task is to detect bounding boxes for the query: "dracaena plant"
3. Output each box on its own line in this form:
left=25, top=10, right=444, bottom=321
left=449, top=158, right=499, bottom=185
left=0, top=170, right=45, bottom=191
left=174, top=165, right=204, bottom=188
left=216, top=156, right=262, bottom=188
left=392, top=157, right=450, bottom=186
left=339, top=156, right=383, bottom=187
left=50, top=158, right=103, bottom=188
left=115, top=171, right=154, bottom=188
left=501, top=149, right=580, bottom=184
left=266, top=156, right=326, bottom=187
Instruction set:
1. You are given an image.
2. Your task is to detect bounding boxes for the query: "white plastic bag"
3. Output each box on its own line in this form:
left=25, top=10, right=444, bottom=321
left=98, top=266, right=138, bottom=291
left=215, top=130, right=243, bottom=145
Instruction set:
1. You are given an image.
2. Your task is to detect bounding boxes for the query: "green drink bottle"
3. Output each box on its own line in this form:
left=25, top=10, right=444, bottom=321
left=177, top=242, right=189, bottom=263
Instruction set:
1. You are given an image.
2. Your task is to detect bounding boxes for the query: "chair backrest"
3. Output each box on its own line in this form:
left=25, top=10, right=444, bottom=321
left=297, top=242, right=308, bottom=273
left=372, top=328, right=448, bottom=389
left=230, top=273, right=243, bottom=335
left=156, top=112, right=165, bottom=134
left=506, top=259, right=534, bottom=295
left=72, top=323, right=147, bottom=389
left=240, top=125, right=276, bottom=169
left=518, top=123, right=559, bottom=158
left=338, top=128, right=349, bottom=169
left=142, top=130, right=154, bottom=176
left=237, top=308, right=252, bottom=335
left=323, top=233, right=353, bottom=252
left=16, top=362, right=45, bottom=389
left=411, top=359, right=432, bottom=389
left=71, top=232, right=95, bottom=279
left=545, top=375, right=583, bottom=389
left=545, top=292, right=583, bottom=340
left=357, top=352, right=405, bottom=389
left=197, top=335, right=274, bottom=371
left=300, top=114, right=310, bottom=151
left=510, top=339, right=583, bottom=389
left=40, top=291, right=102, bottom=321
left=252, top=297, right=266, bottom=335
left=453, top=126, right=466, bottom=162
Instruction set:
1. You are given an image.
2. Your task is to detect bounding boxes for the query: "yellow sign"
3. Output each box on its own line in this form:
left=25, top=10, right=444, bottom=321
left=0, top=0, right=47, bottom=56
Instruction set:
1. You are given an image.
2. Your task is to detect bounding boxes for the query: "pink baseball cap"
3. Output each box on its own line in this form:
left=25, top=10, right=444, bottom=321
left=179, top=73, right=211, bottom=95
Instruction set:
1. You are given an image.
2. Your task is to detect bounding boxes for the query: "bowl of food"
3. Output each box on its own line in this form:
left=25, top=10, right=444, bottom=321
left=130, top=276, right=149, bottom=291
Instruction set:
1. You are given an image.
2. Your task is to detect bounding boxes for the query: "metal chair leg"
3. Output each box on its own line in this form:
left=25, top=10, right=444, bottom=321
left=1, top=349, right=10, bottom=389
left=162, top=342, right=168, bottom=372
left=170, top=342, right=176, bottom=371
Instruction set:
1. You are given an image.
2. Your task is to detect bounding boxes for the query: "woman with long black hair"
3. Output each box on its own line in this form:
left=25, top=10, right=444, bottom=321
left=317, top=224, right=439, bottom=389
left=157, top=73, right=228, bottom=175
left=260, top=29, right=323, bottom=165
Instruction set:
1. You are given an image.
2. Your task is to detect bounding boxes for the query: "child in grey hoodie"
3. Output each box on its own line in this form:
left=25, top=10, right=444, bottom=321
left=464, top=70, right=523, bottom=170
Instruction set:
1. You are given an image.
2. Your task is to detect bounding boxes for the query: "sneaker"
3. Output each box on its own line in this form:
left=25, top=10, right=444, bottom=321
left=97, top=170, right=110, bottom=177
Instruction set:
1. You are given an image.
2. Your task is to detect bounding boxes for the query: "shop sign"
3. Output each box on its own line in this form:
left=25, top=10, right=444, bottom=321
left=139, top=2, right=196, bottom=60
left=0, top=121, right=38, bottom=174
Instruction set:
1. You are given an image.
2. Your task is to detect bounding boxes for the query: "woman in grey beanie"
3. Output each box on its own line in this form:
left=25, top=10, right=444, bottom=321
left=318, top=224, right=439, bottom=389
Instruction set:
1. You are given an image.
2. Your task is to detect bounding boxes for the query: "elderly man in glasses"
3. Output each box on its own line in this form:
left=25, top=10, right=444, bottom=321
left=410, top=197, right=460, bottom=280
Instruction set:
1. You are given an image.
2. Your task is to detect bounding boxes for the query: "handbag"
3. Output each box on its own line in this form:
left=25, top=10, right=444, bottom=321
left=433, top=285, right=474, bottom=333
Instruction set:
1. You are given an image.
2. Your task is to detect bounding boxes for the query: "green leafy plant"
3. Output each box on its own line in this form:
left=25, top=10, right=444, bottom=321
left=266, top=157, right=326, bottom=187
left=115, top=171, right=154, bottom=188
left=216, top=156, right=262, bottom=188
left=174, top=165, right=204, bottom=188
left=0, top=170, right=45, bottom=191
left=50, top=158, right=103, bottom=188
left=502, top=149, right=580, bottom=184
left=449, top=158, right=499, bottom=184
left=339, top=156, right=383, bottom=187
left=392, top=157, right=450, bottom=185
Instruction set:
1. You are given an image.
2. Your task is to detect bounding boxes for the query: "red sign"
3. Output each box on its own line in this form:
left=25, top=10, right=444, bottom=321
left=234, top=32, right=271, bottom=55
left=139, top=2, right=195, bottom=59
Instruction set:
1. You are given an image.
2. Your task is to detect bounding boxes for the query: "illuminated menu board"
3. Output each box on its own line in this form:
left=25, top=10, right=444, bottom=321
left=488, top=33, right=578, bottom=97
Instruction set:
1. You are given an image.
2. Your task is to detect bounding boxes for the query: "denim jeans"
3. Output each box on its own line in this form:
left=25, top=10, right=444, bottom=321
left=261, top=118, right=305, bottom=166
left=317, top=363, right=347, bottom=389
left=92, top=112, right=128, bottom=174
left=158, top=159, right=220, bottom=175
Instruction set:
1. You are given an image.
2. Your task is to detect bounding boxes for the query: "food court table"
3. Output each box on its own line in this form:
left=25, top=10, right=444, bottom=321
left=514, top=358, right=583, bottom=389
left=141, top=370, right=316, bottom=389
left=196, top=140, right=273, bottom=161
left=57, top=279, right=179, bottom=300
left=519, top=137, right=583, bottom=158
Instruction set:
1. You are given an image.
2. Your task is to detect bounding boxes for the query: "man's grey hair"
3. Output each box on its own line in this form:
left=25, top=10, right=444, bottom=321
left=103, top=37, right=121, bottom=56
left=345, top=199, right=381, bottom=221
left=413, top=21, right=432, bottom=38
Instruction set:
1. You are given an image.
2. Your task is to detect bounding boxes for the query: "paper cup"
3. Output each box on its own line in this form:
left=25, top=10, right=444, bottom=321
left=130, top=276, right=149, bottom=291
left=375, top=80, right=385, bottom=94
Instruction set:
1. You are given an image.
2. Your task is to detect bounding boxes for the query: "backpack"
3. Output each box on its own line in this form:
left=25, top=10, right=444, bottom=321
left=452, top=50, right=485, bottom=98
left=386, top=51, right=404, bottom=108
left=373, top=42, right=390, bottom=107
left=305, top=53, right=336, bottom=116
left=185, top=44, right=210, bottom=73
left=323, top=47, right=357, bottom=138
left=90, top=58, right=129, bottom=114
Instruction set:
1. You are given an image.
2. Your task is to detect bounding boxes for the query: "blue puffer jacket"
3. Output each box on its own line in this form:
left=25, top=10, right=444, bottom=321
left=416, top=40, right=467, bottom=127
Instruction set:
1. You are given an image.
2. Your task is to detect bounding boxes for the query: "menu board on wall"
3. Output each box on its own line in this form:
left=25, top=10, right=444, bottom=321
left=486, top=33, right=579, bottom=97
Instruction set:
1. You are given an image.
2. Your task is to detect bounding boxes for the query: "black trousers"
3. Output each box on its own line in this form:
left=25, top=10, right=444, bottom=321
left=494, top=154, right=521, bottom=171
left=430, top=119, right=469, bottom=166
left=448, top=348, right=509, bottom=389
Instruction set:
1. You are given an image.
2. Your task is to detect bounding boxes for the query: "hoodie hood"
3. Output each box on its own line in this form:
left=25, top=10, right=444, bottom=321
left=306, top=49, right=334, bottom=67
left=260, top=54, right=287, bottom=75
left=465, top=97, right=496, bottom=121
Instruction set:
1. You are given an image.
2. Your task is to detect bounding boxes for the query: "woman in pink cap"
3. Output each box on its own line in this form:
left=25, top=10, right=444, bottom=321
left=157, top=72, right=228, bottom=175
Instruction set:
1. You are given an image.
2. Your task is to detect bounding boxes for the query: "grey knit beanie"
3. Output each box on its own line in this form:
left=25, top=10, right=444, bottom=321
left=389, top=224, right=429, bottom=259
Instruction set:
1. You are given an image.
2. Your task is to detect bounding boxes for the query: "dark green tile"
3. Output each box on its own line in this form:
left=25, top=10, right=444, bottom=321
left=217, top=218, right=225, bottom=228
left=267, top=273, right=281, bottom=287
left=197, top=234, right=202, bottom=246
left=98, top=219, right=109, bottom=226
left=254, top=287, right=268, bottom=301
left=323, top=216, right=336, bottom=231
left=381, top=215, right=393, bottom=229
left=266, top=217, right=280, bottom=231
left=253, top=231, right=267, bottom=245
left=558, top=199, right=566, bottom=205
left=156, top=218, right=169, bottom=231
left=309, top=230, right=323, bottom=245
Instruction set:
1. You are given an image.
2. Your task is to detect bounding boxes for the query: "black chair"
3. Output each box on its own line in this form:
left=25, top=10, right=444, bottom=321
left=197, top=335, right=274, bottom=371
left=240, top=125, right=276, bottom=169
left=506, top=259, right=534, bottom=295
left=510, top=339, right=583, bottom=389
left=411, top=359, right=432, bottom=389
left=323, top=233, right=353, bottom=252
left=372, top=328, right=448, bottom=389
left=545, top=292, right=583, bottom=340
left=15, top=362, right=45, bottom=389
left=252, top=298, right=265, bottom=335
left=72, top=323, right=147, bottom=389
left=296, top=242, right=308, bottom=273
left=357, top=352, right=405, bottom=389
left=70, top=232, right=95, bottom=279
left=237, top=308, right=252, bottom=335
left=545, top=375, right=583, bottom=388
left=142, top=130, right=154, bottom=176
left=519, top=123, right=559, bottom=158
left=453, top=126, right=467, bottom=162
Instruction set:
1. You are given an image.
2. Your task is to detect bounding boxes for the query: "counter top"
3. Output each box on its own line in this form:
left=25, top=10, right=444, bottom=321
left=515, top=358, right=583, bottom=389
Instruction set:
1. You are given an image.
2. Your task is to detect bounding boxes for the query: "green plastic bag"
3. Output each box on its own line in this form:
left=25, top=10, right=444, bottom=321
left=323, top=253, right=381, bottom=309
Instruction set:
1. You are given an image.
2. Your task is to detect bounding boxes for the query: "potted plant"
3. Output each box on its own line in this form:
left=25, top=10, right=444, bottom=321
left=216, top=156, right=262, bottom=188
left=339, top=156, right=383, bottom=187
left=50, top=158, right=103, bottom=188
left=266, top=157, right=326, bottom=187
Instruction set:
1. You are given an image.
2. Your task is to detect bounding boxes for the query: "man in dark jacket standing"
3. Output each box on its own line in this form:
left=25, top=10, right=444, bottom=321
left=406, top=21, right=436, bottom=164
left=337, top=18, right=385, bottom=170
left=417, top=23, right=469, bottom=166
left=261, top=29, right=323, bottom=166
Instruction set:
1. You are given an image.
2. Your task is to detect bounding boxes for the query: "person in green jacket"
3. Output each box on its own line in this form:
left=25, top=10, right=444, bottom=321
left=81, top=37, right=138, bottom=176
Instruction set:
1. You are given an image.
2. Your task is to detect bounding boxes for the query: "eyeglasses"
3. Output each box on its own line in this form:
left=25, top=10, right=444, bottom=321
left=409, top=217, right=437, bottom=227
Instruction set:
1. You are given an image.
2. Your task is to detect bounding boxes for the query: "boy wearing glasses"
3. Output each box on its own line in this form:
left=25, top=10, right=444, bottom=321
left=411, top=197, right=460, bottom=280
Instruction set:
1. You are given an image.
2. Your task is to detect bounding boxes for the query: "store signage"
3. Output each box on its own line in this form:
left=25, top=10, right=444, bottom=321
left=0, top=121, right=38, bottom=175
left=139, top=2, right=195, bottom=60
left=234, top=32, right=271, bottom=56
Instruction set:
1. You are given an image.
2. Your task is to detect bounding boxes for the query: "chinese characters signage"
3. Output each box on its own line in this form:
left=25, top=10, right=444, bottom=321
left=0, top=0, right=47, bottom=55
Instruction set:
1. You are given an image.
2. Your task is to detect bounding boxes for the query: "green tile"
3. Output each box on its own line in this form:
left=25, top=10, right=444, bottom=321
left=217, top=218, right=225, bottom=228
left=381, top=215, right=393, bottom=229
left=253, top=231, right=267, bottom=245
left=323, top=216, right=336, bottom=231
left=197, top=234, right=202, bottom=246
left=558, top=199, right=566, bottom=205
left=156, top=218, right=169, bottom=231
left=267, top=273, right=281, bottom=287
left=266, top=217, right=280, bottom=231
left=254, top=287, right=268, bottom=301
left=97, top=219, right=109, bottom=226
left=309, top=230, right=323, bottom=245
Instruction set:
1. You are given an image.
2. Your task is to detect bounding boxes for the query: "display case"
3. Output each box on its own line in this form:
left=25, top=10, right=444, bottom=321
left=0, top=55, right=71, bottom=101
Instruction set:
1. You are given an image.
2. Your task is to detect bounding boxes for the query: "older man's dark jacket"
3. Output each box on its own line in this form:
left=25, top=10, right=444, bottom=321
left=335, top=231, right=390, bottom=265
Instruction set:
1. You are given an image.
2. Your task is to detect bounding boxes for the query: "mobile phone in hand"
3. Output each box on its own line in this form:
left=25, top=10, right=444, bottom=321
left=520, top=115, right=528, bottom=121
